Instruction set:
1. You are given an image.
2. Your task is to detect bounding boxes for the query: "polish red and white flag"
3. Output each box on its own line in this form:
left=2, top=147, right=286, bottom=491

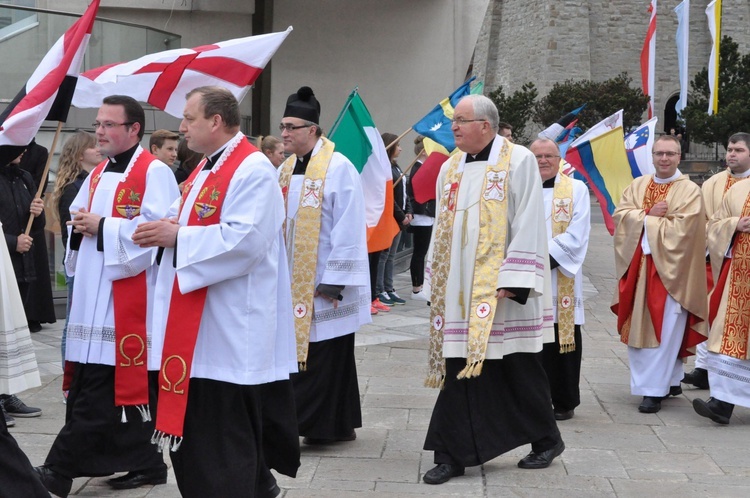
left=0, top=0, right=100, bottom=150
left=72, top=27, right=293, bottom=118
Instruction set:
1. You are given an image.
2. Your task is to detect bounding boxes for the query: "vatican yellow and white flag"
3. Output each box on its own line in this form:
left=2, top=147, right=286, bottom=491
left=705, top=0, right=722, bottom=115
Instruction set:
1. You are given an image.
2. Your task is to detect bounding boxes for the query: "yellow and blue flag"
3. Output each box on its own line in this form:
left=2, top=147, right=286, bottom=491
left=413, top=77, right=475, bottom=151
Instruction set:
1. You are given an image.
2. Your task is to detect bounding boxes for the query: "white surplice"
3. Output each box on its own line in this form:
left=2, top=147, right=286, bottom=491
left=282, top=139, right=371, bottom=343
left=425, top=136, right=554, bottom=360
left=151, top=133, right=296, bottom=385
left=628, top=170, right=686, bottom=396
left=543, top=174, right=590, bottom=325
left=0, top=222, right=40, bottom=395
left=64, top=147, right=179, bottom=368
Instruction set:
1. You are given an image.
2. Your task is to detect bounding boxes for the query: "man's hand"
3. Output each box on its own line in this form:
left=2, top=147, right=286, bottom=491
left=16, top=234, right=33, bottom=253
left=132, top=218, right=180, bottom=248
left=314, top=290, right=339, bottom=309
left=495, top=288, right=516, bottom=300
left=29, top=198, right=44, bottom=217
left=648, top=201, right=668, bottom=217
left=67, top=208, right=102, bottom=237
left=737, top=216, right=750, bottom=233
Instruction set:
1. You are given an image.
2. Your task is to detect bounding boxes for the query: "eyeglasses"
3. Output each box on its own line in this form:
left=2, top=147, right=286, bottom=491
left=450, top=118, right=486, bottom=126
left=652, top=151, right=680, bottom=158
left=279, top=123, right=312, bottom=132
left=534, top=154, right=560, bottom=161
left=92, top=121, right=133, bottom=130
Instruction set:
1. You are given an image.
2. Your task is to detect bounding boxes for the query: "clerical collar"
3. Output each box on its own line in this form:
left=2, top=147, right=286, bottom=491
left=465, top=138, right=494, bottom=163
left=104, top=143, right=139, bottom=173
left=203, top=148, right=226, bottom=170
left=293, top=148, right=314, bottom=175
left=653, top=169, right=682, bottom=184
left=731, top=168, right=750, bottom=179
left=542, top=175, right=557, bottom=189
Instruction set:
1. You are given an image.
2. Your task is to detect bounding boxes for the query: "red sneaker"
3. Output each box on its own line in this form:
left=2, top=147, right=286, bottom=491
left=372, top=298, right=391, bottom=312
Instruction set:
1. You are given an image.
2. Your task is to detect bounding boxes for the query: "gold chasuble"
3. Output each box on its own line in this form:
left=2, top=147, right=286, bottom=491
left=706, top=180, right=750, bottom=360
left=278, top=138, right=335, bottom=370
left=426, top=142, right=513, bottom=388
left=552, top=175, right=575, bottom=353
left=702, top=169, right=749, bottom=218
left=611, top=175, right=708, bottom=353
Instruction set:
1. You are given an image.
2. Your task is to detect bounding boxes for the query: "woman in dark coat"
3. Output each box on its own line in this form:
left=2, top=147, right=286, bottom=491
left=0, top=150, right=50, bottom=332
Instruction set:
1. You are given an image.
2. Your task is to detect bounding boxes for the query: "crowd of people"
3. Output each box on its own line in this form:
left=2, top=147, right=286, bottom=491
left=1, top=85, right=749, bottom=496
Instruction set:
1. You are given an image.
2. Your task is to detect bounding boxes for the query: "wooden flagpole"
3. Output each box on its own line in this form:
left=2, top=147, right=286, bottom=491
left=385, top=127, right=412, bottom=152
left=25, top=121, right=64, bottom=235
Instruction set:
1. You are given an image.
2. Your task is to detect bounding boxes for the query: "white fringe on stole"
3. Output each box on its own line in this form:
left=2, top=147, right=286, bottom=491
left=151, top=430, right=183, bottom=452
left=120, top=405, right=152, bottom=423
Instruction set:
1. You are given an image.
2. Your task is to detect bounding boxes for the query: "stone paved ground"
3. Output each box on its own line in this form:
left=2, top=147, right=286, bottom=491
left=11, top=207, right=750, bottom=497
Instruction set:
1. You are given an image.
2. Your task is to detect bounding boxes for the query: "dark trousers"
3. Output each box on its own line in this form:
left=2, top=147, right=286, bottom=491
left=542, top=324, right=583, bottom=412
left=170, top=378, right=264, bottom=498
left=0, top=411, right=49, bottom=498
left=368, top=251, right=382, bottom=301
left=409, top=225, right=432, bottom=288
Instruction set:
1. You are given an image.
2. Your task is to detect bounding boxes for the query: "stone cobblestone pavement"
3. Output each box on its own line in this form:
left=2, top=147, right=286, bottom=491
left=11, top=209, right=750, bottom=497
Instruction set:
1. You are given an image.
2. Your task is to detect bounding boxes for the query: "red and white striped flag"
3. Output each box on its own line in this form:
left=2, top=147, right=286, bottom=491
left=72, top=27, right=293, bottom=118
left=640, top=0, right=657, bottom=119
left=0, top=0, right=99, bottom=154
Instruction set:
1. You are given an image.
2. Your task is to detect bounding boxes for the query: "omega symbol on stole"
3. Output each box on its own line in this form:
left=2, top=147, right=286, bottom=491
left=161, top=355, right=188, bottom=394
left=119, top=334, right=145, bottom=367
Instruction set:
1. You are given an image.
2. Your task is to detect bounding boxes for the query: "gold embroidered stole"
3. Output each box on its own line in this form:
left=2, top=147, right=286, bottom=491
left=720, top=194, right=750, bottom=360
left=278, top=138, right=335, bottom=370
left=724, top=175, right=741, bottom=193
left=620, top=179, right=672, bottom=344
left=551, top=175, right=575, bottom=353
left=425, top=141, right=513, bottom=388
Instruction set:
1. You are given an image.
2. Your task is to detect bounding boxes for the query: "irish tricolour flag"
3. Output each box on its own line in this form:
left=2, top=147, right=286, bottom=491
left=330, top=90, right=399, bottom=252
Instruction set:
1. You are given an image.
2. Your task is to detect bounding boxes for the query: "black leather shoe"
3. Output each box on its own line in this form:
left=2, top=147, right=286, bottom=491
left=693, top=397, right=734, bottom=425
left=638, top=396, right=661, bottom=413
left=258, top=474, right=281, bottom=498
left=518, top=440, right=565, bottom=469
left=682, top=368, right=709, bottom=389
left=302, top=431, right=356, bottom=445
left=107, top=467, right=167, bottom=490
left=554, top=408, right=575, bottom=421
left=33, top=466, right=72, bottom=498
left=667, top=385, right=682, bottom=397
left=423, top=463, right=465, bottom=484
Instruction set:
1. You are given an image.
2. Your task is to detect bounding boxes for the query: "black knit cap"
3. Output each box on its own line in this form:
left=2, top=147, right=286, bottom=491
left=283, top=86, right=320, bottom=124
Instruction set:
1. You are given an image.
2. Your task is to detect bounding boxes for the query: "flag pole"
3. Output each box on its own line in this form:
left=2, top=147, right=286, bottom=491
left=25, top=121, right=64, bottom=235
left=385, top=127, right=412, bottom=152
left=328, top=87, right=358, bottom=138
left=393, top=154, right=420, bottom=188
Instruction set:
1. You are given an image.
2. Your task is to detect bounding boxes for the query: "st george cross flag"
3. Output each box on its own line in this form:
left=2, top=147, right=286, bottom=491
left=674, top=1, right=690, bottom=115
left=412, top=77, right=475, bottom=151
left=0, top=0, right=100, bottom=161
left=640, top=0, right=657, bottom=119
left=706, top=0, right=722, bottom=115
left=624, top=117, right=658, bottom=177
left=565, top=110, right=630, bottom=235
left=72, top=27, right=293, bottom=118
left=329, top=90, right=399, bottom=252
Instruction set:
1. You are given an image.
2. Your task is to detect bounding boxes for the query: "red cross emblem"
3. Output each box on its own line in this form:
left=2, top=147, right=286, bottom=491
left=561, top=296, right=572, bottom=309
left=294, top=303, right=307, bottom=318
left=131, top=44, right=262, bottom=110
left=433, top=315, right=443, bottom=331
left=476, top=302, right=491, bottom=318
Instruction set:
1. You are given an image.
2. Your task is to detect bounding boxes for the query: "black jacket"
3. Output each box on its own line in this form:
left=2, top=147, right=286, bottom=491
left=0, top=164, right=45, bottom=282
left=57, top=170, right=88, bottom=250
left=391, top=161, right=412, bottom=226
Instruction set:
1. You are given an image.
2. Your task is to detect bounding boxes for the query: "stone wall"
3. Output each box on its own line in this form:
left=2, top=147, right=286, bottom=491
left=474, top=0, right=750, bottom=130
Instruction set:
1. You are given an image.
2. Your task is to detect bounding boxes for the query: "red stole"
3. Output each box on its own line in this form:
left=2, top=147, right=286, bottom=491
left=63, top=152, right=154, bottom=415
left=154, top=138, right=258, bottom=450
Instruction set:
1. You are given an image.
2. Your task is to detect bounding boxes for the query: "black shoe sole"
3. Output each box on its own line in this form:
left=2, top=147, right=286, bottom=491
left=693, top=399, right=730, bottom=425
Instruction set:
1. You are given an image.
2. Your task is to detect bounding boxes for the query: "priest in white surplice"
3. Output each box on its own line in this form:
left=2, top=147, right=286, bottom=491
left=421, top=95, right=563, bottom=486
left=278, top=87, right=370, bottom=445
left=612, top=135, right=708, bottom=415
left=531, top=138, right=590, bottom=422
left=683, top=133, right=750, bottom=391
left=133, top=86, right=297, bottom=497
left=35, top=96, right=178, bottom=498
left=693, top=132, right=750, bottom=424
